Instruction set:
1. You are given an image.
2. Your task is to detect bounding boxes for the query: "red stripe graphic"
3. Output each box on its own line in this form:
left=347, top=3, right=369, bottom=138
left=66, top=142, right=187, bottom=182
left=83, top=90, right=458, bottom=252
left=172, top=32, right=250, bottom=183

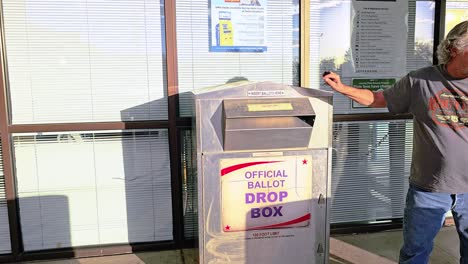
left=220, top=161, right=280, bottom=176
left=247, top=213, right=311, bottom=230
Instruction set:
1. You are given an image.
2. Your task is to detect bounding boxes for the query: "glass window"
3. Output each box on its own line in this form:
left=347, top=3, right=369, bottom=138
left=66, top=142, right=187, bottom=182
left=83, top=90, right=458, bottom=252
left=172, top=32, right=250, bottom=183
left=177, top=0, right=299, bottom=116
left=181, top=129, right=197, bottom=239
left=2, top=0, right=168, bottom=124
left=310, top=0, right=434, bottom=224
left=13, top=130, right=172, bottom=250
left=310, top=0, right=435, bottom=115
left=0, top=138, right=11, bottom=254
left=331, top=120, right=413, bottom=223
left=446, top=0, right=468, bottom=34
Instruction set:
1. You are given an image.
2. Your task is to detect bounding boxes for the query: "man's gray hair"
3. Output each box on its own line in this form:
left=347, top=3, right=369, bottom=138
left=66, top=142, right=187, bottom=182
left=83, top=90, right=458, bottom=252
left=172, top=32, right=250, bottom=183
left=437, top=20, right=468, bottom=64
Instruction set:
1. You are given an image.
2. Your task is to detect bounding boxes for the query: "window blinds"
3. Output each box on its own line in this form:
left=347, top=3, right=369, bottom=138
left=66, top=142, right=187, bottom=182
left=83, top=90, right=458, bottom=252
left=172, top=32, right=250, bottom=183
left=311, top=0, right=434, bottom=114
left=0, top=138, right=12, bottom=254
left=176, top=0, right=296, bottom=117
left=13, top=130, right=172, bottom=251
left=309, top=0, right=433, bottom=223
left=2, top=0, right=168, bottom=124
left=181, top=129, right=197, bottom=239
left=331, top=120, right=413, bottom=223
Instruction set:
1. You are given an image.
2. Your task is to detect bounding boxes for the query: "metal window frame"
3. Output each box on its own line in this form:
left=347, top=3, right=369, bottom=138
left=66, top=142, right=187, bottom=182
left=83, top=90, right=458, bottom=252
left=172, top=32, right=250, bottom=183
left=0, top=0, right=446, bottom=262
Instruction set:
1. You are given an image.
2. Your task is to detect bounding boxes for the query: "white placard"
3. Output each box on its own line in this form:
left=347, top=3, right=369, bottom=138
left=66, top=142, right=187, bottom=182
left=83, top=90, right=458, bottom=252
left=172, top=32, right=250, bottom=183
left=343, top=0, right=408, bottom=77
left=220, top=155, right=312, bottom=232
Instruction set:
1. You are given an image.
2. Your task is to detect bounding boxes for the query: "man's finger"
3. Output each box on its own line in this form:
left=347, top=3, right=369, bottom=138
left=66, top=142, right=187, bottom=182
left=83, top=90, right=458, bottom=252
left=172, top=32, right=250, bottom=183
left=324, top=78, right=337, bottom=87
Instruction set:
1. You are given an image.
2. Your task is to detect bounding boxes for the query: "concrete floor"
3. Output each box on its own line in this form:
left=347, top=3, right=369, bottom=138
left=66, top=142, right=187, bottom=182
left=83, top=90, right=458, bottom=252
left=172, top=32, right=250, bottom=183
left=16, top=227, right=459, bottom=264
left=340, top=228, right=459, bottom=263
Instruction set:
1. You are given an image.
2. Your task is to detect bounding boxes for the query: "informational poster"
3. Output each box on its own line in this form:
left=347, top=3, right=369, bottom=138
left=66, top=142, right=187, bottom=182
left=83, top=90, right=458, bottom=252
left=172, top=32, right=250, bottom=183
left=351, top=78, right=395, bottom=108
left=220, top=156, right=312, bottom=232
left=210, top=0, right=267, bottom=52
left=343, top=0, right=408, bottom=78
left=445, top=2, right=468, bottom=36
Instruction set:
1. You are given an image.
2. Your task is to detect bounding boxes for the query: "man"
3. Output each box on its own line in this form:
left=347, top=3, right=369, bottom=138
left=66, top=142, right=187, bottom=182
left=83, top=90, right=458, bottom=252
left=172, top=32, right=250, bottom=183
left=323, top=20, right=468, bottom=264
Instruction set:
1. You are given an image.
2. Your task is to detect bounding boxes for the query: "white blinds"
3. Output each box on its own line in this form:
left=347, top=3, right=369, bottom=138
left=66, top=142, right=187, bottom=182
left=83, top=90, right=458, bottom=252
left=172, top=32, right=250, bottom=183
left=0, top=138, right=12, bottom=254
left=309, top=0, right=433, bottom=223
left=181, top=130, right=197, bottom=239
left=13, top=130, right=172, bottom=251
left=176, top=0, right=295, bottom=116
left=310, top=0, right=434, bottom=114
left=2, top=0, right=167, bottom=124
left=331, top=120, right=413, bottom=223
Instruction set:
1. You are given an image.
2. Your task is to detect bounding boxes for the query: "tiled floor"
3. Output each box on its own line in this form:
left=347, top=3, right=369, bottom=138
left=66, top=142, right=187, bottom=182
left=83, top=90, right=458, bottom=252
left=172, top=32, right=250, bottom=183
left=17, top=227, right=459, bottom=264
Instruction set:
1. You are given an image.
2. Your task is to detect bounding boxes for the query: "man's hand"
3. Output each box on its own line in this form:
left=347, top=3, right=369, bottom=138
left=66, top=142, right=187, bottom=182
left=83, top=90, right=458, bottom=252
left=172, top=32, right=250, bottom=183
left=322, top=71, right=347, bottom=93
left=321, top=71, right=387, bottom=108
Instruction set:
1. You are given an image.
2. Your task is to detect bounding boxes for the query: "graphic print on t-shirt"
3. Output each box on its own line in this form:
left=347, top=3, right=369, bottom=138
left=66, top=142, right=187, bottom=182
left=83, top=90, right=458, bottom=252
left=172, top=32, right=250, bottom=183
left=428, top=87, right=468, bottom=129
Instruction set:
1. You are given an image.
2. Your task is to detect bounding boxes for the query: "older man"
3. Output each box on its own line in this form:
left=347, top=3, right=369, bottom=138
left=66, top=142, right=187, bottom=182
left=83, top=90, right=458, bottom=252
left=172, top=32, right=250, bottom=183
left=323, top=20, right=468, bottom=264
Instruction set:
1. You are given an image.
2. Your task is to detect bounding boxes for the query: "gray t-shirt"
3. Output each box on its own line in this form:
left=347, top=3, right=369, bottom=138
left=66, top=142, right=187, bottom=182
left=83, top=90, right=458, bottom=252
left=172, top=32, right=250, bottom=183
left=383, top=65, right=468, bottom=193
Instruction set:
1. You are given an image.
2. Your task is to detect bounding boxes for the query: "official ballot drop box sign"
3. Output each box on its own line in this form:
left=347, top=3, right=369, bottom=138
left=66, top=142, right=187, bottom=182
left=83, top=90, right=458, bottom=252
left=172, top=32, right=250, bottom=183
left=192, top=81, right=333, bottom=264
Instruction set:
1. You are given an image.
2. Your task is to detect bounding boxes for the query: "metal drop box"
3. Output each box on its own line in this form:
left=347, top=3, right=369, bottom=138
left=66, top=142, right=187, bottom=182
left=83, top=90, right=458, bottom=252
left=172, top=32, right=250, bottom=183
left=192, top=81, right=333, bottom=264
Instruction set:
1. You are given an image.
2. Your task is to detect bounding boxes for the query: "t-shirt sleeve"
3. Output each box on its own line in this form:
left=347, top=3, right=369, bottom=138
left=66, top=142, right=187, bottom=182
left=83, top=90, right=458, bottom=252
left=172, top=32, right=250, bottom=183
left=383, top=74, right=412, bottom=114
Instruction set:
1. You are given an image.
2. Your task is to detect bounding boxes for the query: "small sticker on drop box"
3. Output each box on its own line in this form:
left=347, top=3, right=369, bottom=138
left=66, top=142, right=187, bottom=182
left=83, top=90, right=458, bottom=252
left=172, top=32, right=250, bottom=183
left=247, top=90, right=286, bottom=97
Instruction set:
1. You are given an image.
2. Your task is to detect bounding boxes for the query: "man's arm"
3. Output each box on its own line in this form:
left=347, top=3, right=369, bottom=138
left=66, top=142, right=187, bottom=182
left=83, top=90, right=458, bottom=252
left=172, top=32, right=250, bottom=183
left=323, top=72, right=387, bottom=108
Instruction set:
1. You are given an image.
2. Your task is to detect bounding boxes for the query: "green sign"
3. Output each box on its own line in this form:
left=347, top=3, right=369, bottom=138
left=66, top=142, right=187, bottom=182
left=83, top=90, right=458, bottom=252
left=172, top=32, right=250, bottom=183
left=352, top=78, right=395, bottom=108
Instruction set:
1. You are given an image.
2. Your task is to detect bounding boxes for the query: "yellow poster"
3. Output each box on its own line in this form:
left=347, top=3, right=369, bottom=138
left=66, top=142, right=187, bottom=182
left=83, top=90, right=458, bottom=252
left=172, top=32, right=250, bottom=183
left=210, top=0, right=267, bottom=52
left=220, top=155, right=312, bottom=232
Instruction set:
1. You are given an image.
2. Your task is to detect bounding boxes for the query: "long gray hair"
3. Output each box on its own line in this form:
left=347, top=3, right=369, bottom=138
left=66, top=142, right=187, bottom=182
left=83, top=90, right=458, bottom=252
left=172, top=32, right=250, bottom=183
left=437, top=20, right=468, bottom=64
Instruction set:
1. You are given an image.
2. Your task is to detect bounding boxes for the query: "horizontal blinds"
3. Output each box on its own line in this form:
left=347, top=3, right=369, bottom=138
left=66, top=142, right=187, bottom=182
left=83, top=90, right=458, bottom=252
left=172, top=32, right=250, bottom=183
left=177, top=0, right=296, bottom=117
left=310, top=0, right=431, bottom=224
left=310, top=0, right=434, bottom=114
left=0, top=138, right=12, bottom=254
left=13, top=130, right=172, bottom=251
left=181, top=130, right=197, bottom=239
left=331, top=120, right=413, bottom=224
left=181, top=120, right=414, bottom=226
left=2, top=0, right=167, bottom=124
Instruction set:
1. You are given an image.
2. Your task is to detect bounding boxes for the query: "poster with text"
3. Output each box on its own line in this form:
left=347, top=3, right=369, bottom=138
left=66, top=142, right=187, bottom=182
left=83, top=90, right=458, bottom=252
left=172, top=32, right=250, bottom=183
left=210, top=0, right=267, bottom=52
left=343, top=0, right=408, bottom=78
left=220, top=155, right=312, bottom=232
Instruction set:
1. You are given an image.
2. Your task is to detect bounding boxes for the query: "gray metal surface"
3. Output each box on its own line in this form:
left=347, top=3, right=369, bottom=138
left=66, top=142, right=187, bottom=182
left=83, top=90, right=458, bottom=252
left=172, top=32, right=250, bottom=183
left=200, top=150, right=328, bottom=264
left=223, top=98, right=315, bottom=118
left=193, top=81, right=333, bottom=263
left=224, top=117, right=312, bottom=151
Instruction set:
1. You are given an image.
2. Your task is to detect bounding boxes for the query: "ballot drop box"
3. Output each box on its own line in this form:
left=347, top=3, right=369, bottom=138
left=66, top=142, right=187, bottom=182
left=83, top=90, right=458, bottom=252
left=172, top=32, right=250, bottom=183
left=192, top=81, right=333, bottom=264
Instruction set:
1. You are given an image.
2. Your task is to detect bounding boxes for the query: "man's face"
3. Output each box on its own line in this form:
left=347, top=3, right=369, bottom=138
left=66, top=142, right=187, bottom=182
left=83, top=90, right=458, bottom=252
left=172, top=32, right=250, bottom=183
left=458, top=46, right=468, bottom=77
left=451, top=44, right=468, bottom=77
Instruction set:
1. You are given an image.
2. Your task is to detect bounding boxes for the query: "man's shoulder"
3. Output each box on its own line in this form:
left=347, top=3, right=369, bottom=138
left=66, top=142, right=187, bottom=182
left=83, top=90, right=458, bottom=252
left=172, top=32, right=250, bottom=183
left=408, top=65, right=440, bottom=79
